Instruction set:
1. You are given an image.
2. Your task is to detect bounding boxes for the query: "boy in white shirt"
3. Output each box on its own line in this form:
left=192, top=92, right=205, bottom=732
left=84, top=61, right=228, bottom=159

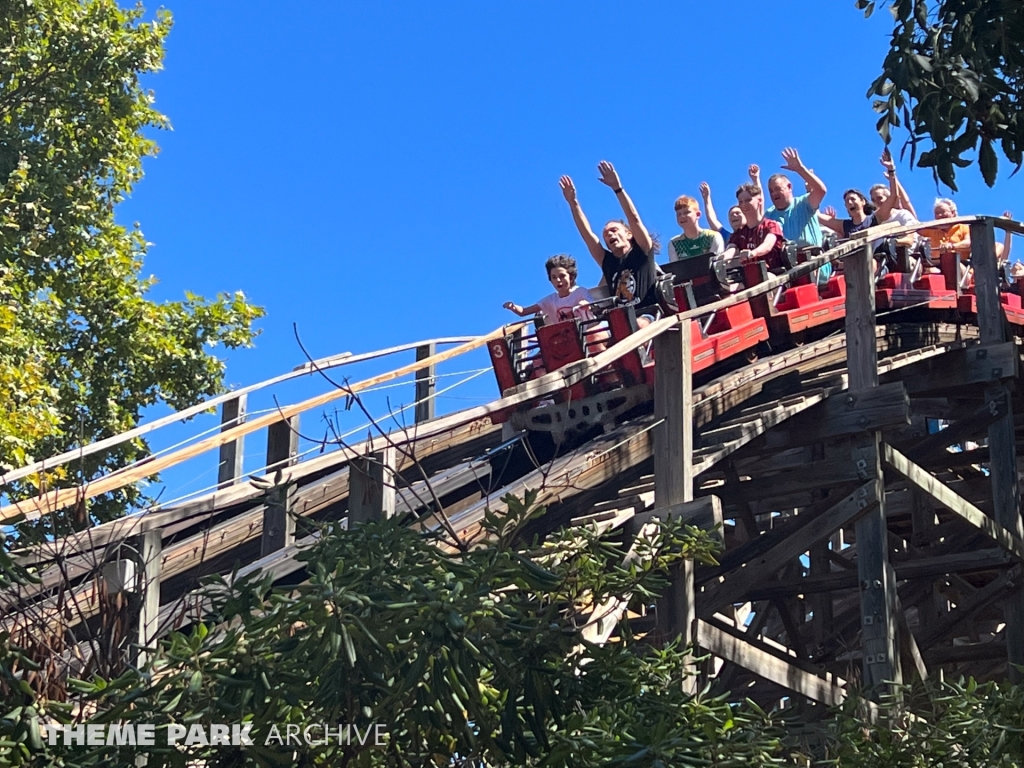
left=504, top=254, right=594, bottom=324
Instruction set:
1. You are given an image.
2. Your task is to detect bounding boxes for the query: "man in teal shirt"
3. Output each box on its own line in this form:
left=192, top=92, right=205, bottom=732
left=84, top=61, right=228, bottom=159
left=765, top=147, right=830, bottom=283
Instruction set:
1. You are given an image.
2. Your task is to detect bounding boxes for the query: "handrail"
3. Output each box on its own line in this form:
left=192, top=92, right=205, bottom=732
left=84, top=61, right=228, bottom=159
left=0, top=325, right=525, bottom=523
left=0, top=336, right=476, bottom=489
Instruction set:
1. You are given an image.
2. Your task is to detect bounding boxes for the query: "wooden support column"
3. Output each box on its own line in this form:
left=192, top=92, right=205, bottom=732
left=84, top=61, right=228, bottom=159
left=348, top=445, right=397, bottom=526
left=135, top=530, right=161, bottom=668
left=415, top=343, right=436, bottom=424
left=217, top=394, right=247, bottom=489
left=846, top=241, right=901, bottom=692
left=971, top=218, right=1024, bottom=680
left=261, top=416, right=299, bottom=557
left=652, top=321, right=694, bottom=669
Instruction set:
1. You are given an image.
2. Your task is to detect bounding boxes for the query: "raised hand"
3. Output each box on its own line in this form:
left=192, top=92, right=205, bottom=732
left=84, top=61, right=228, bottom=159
left=699, top=181, right=711, bottom=199
left=1003, top=210, right=1013, bottom=219
left=880, top=148, right=896, bottom=175
left=748, top=164, right=760, bottom=181
left=780, top=147, right=805, bottom=173
left=597, top=160, right=622, bottom=190
left=823, top=205, right=838, bottom=218
left=559, top=175, right=577, bottom=203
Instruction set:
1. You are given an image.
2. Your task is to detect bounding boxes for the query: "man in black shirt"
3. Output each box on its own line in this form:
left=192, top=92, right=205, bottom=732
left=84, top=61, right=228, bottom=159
left=559, top=160, right=659, bottom=325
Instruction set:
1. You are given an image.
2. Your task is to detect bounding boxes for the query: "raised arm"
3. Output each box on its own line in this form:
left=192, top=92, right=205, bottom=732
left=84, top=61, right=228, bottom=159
left=874, top=168, right=899, bottom=223
left=700, top=181, right=723, bottom=232
left=597, top=160, right=653, bottom=255
left=880, top=149, right=918, bottom=218
left=560, top=175, right=605, bottom=267
left=817, top=206, right=845, bottom=237
left=781, top=148, right=826, bottom=209
left=1000, top=210, right=1013, bottom=263
left=503, top=300, right=540, bottom=317
left=748, top=163, right=762, bottom=191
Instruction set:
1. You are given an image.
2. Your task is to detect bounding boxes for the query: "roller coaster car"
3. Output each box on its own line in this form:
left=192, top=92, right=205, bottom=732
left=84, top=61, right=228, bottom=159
left=667, top=253, right=769, bottom=369
left=953, top=251, right=1024, bottom=328
left=486, top=253, right=769, bottom=444
left=874, top=244, right=957, bottom=312
left=739, top=244, right=847, bottom=339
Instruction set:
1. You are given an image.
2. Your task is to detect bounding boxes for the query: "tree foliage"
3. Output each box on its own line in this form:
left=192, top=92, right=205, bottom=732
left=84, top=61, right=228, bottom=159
left=860, top=0, right=1024, bottom=190
left=0, top=491, right=794, bottom=767
left=0, top=0, right=263, bottom=526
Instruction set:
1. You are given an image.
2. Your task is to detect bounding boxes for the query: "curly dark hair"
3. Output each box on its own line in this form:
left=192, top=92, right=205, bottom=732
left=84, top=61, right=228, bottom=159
left=545, top=254, right=578, bottom=282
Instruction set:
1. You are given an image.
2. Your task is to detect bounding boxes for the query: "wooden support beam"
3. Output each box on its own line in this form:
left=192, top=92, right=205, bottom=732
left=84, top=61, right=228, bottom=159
left=971, top=218, right=1024, bottom=681
left=745, top=548, right=1014, bottom=600
left=348, top=446, right=397, bottom=526
left=629, top=496, right=722, bottom=544
left=135, top=530, right=161, bottom=668
left=696, top=619, right=847, bottom=706
left=761, top=382, right=910, bottom=448
left=415, top=343, right=436, bottom=424
left=217, top=394, right=247, bottom=489
left=262, top=416, right=300, bottom=556
left=917, top=566, right=1022, bottom=650
left=846, top=240, right=901, bottom=692
left=700, top=480, right=877, bottom=613
left=883, top=445, right=1024, bottom=562
left=653, top=322, right=695, bottom=665
left=891, top=341, right=1018, bottom=394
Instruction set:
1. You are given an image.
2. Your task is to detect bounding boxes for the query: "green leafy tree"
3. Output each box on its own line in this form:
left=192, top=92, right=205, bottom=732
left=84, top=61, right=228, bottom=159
left=2, top=491, right=793, bottom=767
left=0, top=0, right=263, bottom=528
left=861, top=0, right=1024, bottom=190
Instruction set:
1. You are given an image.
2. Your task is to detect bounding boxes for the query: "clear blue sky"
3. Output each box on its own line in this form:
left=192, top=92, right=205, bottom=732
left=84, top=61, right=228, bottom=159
left=114, top=0, right=1020, bottom=500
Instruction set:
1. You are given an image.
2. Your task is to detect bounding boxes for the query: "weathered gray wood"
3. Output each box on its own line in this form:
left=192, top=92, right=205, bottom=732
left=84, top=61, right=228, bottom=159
left=760, top=383, right=909, bottom=448
left=630, top=496, right=722, bottom=544
left=348, top=446, right=397, bottom=526
left=415, top=343, right=437, bottom=424
left=217, top=394, right=247, bottom=489
left=262, top=416, right=300, bottom=556
left=972, top=218, right=1024, bottom=680
left=846, top=240, right=900, bottom=692
left=696, top=620, right=847, bottom=706
left=701, top=481, right=878, bottom=612
left=653, top=322, right=695, bottom=676
left=744, top=548, right=1014, bottom=600
left=884, top=445, right=1024, bottom=562
left=136, top=530, right=161, bottom=667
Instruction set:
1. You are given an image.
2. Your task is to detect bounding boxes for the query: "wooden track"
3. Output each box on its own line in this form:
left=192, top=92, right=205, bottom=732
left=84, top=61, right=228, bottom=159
left=3, top=215, right=1024, bottom=710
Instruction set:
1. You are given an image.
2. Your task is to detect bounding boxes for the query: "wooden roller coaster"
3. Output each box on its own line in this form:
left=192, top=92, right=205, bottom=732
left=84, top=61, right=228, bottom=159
left=2, top=214, right=1024, bottom=712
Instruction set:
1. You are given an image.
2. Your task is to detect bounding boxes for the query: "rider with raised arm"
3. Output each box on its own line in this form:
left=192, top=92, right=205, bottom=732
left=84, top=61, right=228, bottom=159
left=721, top=183, right=786, bottom=271
left=560, top=161, right=659, bottom=326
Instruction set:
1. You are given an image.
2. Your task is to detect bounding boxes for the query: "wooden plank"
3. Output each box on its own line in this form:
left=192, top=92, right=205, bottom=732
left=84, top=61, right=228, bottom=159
left=348, top=446, right=397, bottom=526
left=217, top=395, right=247, bottom=489
left=653, top=322, right=695, bottom=674
left=972, top=217, right=1024, bottom=681
left=136, top=530, right=161, bottom=668
left=700, top=480, right=878, bottom=613
left=916, top=566, right=1022, bottom=650
left=415, top=343, right=437, bottom=424
left=845, top=239, right=900, bottom=691
left=884, top=445, right=1024, bottom=562
left=746, top=548, right=1013, bottom=600
left=261, top=416, right=300, bottom=556
left=696, top=619, right=847, bottom=706
left=893, top=341, right=1018, bottom=394
left=762, top=382, right=909, bottom=448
